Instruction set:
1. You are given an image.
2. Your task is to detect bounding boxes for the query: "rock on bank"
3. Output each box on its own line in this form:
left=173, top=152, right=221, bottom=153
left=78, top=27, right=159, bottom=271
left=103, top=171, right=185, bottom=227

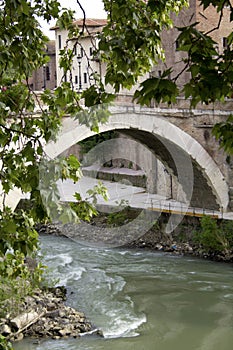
left=0, top=287, right=102, bottom=342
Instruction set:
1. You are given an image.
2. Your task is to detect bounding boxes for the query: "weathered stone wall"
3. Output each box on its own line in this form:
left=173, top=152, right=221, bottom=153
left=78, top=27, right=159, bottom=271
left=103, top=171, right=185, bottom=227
left=151, top=0, right=231, bottom=88
left=196, top=2, right=232, bottom=54
left=28, top=41, right=57, bottom=91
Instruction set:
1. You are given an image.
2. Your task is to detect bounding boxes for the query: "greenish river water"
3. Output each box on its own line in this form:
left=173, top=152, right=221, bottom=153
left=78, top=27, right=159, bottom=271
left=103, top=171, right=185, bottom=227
left=14, top=235, right=233, bottom=350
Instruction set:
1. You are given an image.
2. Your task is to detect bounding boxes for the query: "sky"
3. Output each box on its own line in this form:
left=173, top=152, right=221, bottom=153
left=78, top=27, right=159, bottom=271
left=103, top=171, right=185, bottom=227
left=41, top=0, right=106, bottom=38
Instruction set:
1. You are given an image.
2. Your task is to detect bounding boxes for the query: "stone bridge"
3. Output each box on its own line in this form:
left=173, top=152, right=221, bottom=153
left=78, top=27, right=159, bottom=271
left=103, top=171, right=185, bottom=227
left=1, top=96, right=233, bottom=213
left=44, top=96, right=233, bottom=212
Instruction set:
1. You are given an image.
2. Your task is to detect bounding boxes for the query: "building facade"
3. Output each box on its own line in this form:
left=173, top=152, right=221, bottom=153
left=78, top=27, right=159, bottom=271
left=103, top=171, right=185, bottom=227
left=51, top=19, right=107, bottom=91
left=28, top=40, right=57, bottom=91
left=153, top=0, right=232, bottom=87
left=51, top=2, right=232, bottom=93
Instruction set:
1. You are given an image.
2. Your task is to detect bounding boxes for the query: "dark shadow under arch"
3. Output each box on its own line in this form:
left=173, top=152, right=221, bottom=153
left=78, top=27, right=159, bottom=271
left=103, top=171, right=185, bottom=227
left=116, top=128, right=219, bottom=210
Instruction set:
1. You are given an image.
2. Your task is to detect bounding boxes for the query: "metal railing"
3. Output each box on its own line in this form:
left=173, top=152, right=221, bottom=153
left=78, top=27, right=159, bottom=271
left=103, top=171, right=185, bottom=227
left=148, top=199, right=223, bottom=219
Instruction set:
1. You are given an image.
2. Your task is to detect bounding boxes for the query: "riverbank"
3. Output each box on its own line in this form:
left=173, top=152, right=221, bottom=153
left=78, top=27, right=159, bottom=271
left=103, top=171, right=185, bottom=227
left=35, top=208, right=233, bottom=263
left=0, top=286, right=102, bottom=345
left=124, top=224, right=233, bottom=263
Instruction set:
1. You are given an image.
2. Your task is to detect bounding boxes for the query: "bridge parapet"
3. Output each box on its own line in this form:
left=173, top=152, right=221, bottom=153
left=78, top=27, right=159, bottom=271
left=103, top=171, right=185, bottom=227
left=115, top=93, right=233, bottom=113
left=33, top=91, right=233, bottom=114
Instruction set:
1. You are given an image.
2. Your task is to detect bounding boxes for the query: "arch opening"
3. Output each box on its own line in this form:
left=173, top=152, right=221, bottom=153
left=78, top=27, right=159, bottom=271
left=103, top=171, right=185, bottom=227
left=45, top=111, right=229, bottom=211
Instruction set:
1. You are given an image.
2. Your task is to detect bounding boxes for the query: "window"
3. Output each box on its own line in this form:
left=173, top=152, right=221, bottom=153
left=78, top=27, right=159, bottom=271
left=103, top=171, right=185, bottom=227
left=223, top=37, right=228, bottom=49
left=175, top=40, right=179, bottom=50
left=81, top=48, right=84, bottom=57
left=46, top=66, right=50, bottom=81
left=84, top=72, right=87, bottom=84
left=58, top=34, right=62, bottom=49
left=90, top=47, right=93, bottom=56
left=74, top=45, right=77, bottom=55
left=75, top=75, right=78, bottom=84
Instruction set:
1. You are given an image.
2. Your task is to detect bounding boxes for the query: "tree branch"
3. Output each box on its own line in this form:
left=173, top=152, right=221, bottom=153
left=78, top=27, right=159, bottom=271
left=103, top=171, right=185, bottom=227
left=205, top=7, right=224, bottom=36
left=76, top=0, right=86, bottom=35
left=0, top=122, right=40, bottom=140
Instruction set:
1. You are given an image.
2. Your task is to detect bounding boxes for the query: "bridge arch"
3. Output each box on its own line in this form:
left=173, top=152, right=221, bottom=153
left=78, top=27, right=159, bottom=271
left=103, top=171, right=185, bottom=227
left=45, top=107, right=229, bottom=211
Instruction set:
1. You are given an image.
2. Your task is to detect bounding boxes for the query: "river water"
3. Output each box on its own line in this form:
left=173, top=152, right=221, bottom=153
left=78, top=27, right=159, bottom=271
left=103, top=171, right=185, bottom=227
left=14, top=235, right=233, bottom=350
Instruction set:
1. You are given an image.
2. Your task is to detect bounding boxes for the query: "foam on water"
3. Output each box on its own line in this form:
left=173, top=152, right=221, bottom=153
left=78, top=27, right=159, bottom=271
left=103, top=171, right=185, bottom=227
left=54, top=258, right=147, bottom=340
left=60, top=253, right=73, bottom=265
left=56, top=267, right=86, bottom=286
left=41, top=244, right=86, bottom=286
left=76, top=268, right=147, bottom=339
left=222, top=293, right=233, bottom=300
left=41, top=236, right=147, bottom=340
left=103, top=314, right=147, bottom=338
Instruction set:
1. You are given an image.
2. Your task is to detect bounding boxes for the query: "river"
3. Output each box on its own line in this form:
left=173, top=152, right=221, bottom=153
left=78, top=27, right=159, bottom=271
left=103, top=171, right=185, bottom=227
left=14, top=234, right=233, bottom=350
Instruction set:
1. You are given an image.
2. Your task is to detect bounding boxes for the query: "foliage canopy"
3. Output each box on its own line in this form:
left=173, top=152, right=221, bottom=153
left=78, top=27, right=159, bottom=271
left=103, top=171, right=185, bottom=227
left=0, top=3, right=232, bottom=343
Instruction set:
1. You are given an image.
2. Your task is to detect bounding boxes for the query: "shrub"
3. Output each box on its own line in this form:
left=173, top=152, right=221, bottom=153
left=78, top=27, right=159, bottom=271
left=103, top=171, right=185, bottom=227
left=0, top=335, right=13, bottom=350
left=194, top=216, right=233, bottom=254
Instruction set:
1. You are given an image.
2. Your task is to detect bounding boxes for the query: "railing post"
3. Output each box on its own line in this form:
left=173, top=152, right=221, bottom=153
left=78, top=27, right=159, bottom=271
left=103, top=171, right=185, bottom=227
left=221, top=206, right=223, bottom=219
